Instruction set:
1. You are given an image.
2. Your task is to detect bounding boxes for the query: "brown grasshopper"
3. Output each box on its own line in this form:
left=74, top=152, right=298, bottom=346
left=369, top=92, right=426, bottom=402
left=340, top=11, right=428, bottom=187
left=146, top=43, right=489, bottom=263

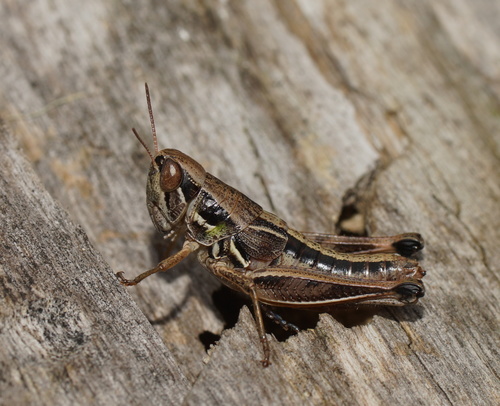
left=117, top=84, right=426, bottom=367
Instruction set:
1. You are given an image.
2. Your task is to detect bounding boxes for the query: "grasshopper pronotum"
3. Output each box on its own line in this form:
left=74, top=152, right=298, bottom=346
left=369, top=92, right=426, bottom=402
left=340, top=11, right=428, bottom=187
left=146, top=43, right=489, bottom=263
left=117, top=84, right=426, bottom=367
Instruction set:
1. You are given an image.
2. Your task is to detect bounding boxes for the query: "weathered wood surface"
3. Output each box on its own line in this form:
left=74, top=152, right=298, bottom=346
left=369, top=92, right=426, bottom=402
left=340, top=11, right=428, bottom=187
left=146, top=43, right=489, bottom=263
left=1, top=1, right=498, bottom=405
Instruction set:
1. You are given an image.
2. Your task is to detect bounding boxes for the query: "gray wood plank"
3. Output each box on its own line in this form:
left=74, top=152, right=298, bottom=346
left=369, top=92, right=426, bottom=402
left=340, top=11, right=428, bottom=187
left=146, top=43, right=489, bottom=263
left=1, top=0, right=498, bottom=404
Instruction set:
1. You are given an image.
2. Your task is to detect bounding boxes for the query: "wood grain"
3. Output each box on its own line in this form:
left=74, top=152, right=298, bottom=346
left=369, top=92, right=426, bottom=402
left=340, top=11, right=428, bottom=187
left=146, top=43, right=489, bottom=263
left=1, top=1, right=498, bottom=405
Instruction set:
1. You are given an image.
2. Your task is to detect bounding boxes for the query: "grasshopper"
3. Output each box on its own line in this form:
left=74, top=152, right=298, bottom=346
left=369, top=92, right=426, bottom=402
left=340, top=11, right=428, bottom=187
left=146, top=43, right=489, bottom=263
left=117, top=84, right=426, bottom=367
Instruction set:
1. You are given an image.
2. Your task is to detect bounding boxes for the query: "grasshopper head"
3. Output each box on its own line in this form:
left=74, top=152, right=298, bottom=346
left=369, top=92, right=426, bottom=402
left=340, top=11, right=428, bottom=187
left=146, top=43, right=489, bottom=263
left=132, top=84, right=206, bottom=237
left=146, top=149, right=206, bottom=236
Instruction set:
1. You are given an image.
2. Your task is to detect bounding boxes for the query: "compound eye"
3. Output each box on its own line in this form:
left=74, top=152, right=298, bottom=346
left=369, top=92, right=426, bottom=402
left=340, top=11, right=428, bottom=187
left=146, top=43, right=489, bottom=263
left=159, top=158, right=183, bottom=192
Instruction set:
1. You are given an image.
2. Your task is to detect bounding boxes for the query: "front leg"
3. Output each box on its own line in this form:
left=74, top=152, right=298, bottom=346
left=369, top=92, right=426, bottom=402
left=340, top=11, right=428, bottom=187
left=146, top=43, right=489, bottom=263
left=116, top=240, right=199, bottom=286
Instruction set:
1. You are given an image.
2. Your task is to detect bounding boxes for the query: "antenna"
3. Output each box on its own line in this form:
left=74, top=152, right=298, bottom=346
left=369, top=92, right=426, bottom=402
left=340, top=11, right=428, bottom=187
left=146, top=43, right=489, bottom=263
left=145, top=83, right=159, bottom=155
left=131, top=83, right=158, bottom=163
left=132, top=128, right=155, bottom=163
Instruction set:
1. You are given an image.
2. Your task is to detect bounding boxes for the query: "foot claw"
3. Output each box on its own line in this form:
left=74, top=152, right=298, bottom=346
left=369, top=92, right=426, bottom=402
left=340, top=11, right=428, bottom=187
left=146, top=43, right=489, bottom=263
left=261, top=359, right=271, bottom=367
left=115, top=272, right=137, bottom=286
